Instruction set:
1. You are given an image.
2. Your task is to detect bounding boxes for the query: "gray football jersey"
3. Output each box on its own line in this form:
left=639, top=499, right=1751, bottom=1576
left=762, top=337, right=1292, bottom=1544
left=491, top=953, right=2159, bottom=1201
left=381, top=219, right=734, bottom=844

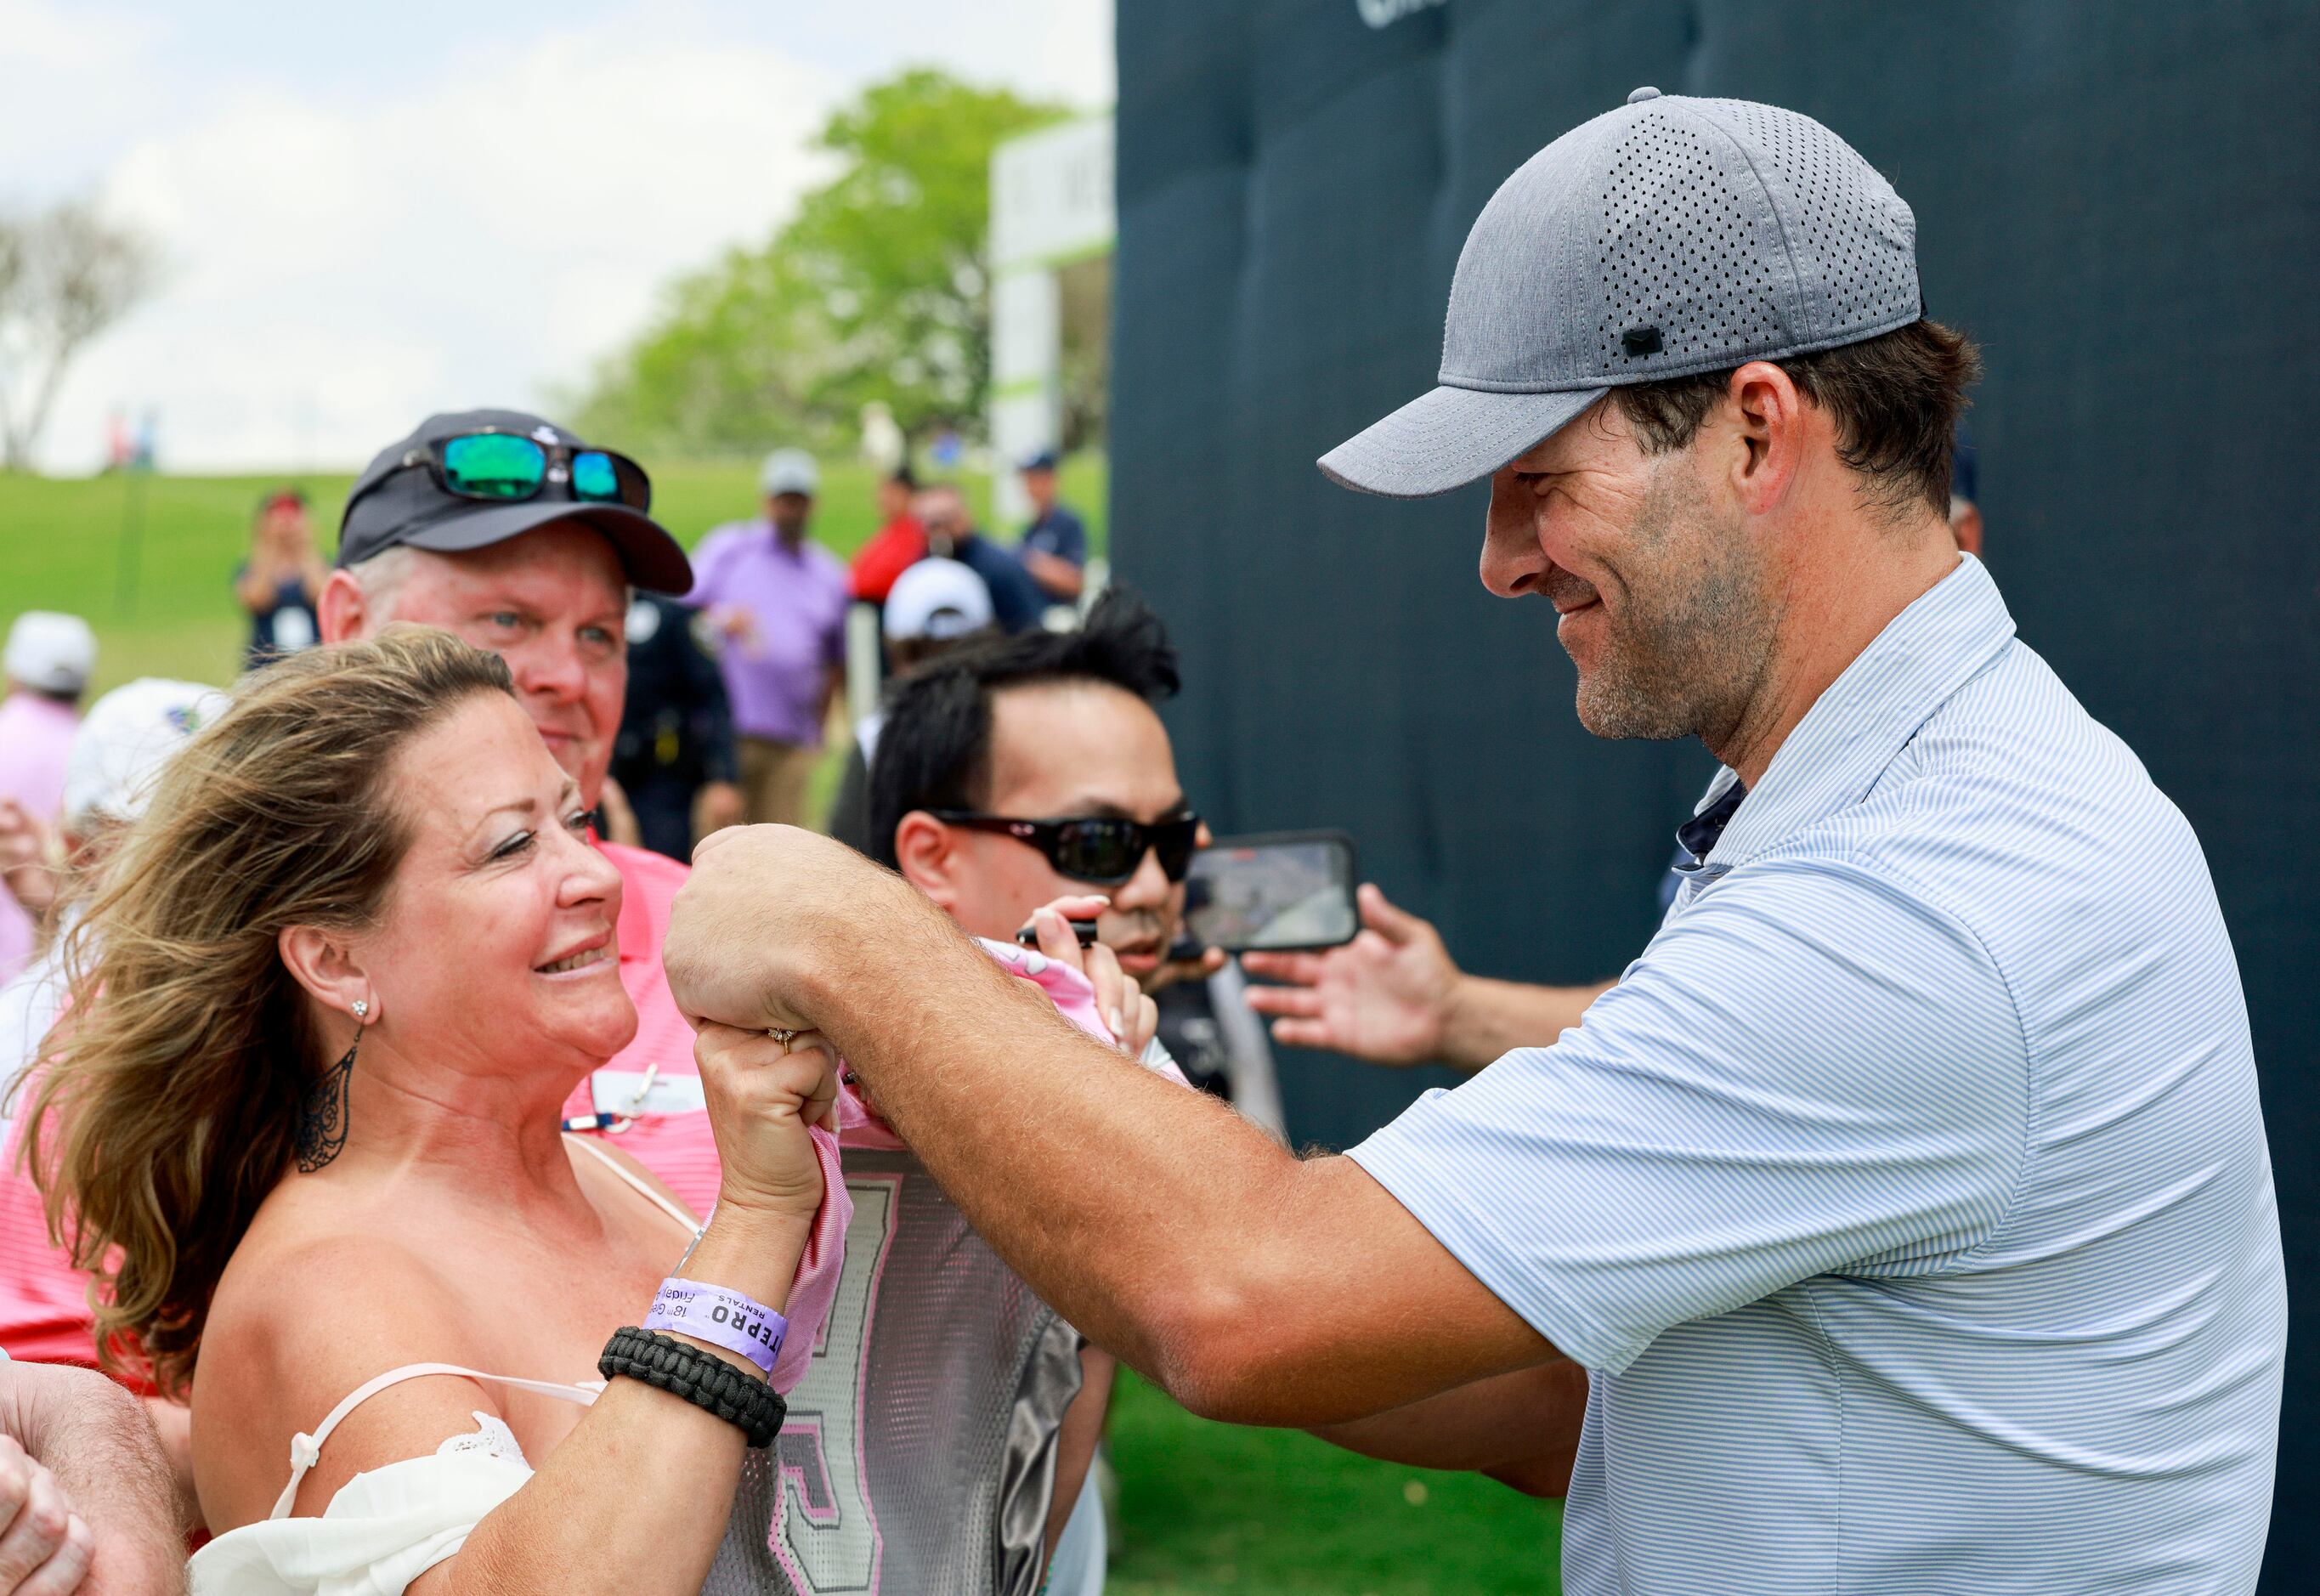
left=702, top=1149, right=1085, bottom=1595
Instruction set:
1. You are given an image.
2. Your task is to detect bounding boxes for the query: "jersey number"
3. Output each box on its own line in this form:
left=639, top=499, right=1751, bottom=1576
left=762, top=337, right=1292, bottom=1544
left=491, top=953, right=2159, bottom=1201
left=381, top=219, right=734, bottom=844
left=772, top=1176, right=897, bottom=1593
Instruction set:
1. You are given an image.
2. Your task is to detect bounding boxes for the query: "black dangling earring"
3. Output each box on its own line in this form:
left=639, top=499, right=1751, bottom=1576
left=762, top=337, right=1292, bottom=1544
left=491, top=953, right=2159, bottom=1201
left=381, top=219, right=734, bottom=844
left=296, top=999, right=365, bottom=1173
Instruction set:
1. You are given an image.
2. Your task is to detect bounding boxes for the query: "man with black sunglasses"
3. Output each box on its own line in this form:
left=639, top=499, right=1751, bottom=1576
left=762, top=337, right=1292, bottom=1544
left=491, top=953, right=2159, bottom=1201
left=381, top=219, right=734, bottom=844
left=869, top=586, right=1209, bottom=985
left=857, top=585, right=1219, bottom=1591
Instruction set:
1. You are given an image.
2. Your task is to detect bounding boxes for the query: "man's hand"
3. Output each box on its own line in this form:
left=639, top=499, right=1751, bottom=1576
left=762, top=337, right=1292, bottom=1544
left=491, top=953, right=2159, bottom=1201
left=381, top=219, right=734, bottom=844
left=0, top=1361, right=184, bottom=1595
left=668, top=824, right=953, bottom=1036
left=1242, top=885, right=1461, bottom=1065
left=0, top=1433, right=93, bottom=1595
left=668, top=828, right=1559, bottom=1430
left=709, top=606, right=759, bottom=652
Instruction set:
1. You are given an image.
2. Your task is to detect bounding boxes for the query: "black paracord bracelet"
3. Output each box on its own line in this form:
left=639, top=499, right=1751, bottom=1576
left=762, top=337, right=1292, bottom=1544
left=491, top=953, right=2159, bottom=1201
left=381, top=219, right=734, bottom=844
left=599, top=1326, right=786, bottom=1448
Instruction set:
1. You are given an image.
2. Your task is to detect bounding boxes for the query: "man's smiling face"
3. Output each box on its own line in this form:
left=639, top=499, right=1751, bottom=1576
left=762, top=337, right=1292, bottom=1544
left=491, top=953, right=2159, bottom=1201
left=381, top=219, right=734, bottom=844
left=1479, top=397, right=1775, bottom=746
left=360, top=524, right=631, bottom=806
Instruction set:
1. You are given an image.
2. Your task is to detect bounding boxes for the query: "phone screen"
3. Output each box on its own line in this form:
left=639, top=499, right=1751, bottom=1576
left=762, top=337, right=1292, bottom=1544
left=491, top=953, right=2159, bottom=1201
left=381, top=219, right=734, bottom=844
left=1183, top=831, right=1359, bottom=954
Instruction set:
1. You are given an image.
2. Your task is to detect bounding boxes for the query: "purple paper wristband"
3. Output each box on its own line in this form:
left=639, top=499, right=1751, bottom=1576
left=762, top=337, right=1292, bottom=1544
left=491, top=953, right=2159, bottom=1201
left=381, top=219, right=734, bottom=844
left=642, top=1277, right=787, bottom=1378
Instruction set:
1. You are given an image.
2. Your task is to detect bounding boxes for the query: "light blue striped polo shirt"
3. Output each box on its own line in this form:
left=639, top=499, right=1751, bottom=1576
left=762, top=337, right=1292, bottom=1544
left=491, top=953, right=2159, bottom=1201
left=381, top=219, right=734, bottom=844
left=1349, top=556, right=2285, bottom=1594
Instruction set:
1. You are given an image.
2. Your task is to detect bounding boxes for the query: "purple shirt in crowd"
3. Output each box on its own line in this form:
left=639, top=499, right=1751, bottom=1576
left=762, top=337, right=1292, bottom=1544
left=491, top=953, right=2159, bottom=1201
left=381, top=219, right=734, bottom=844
left=686, top=521, right=850, bottom=747
left=0, top=693, right=77, bottom=983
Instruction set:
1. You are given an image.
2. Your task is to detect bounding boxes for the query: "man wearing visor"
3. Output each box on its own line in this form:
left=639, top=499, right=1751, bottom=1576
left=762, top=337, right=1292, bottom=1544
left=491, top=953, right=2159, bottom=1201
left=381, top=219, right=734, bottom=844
left=664, top=93, right=2283, bottom=1593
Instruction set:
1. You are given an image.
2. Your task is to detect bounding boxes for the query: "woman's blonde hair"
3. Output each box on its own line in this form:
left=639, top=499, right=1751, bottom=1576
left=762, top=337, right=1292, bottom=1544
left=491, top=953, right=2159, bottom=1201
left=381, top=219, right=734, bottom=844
left=25, top=627, right=516, bottom=1396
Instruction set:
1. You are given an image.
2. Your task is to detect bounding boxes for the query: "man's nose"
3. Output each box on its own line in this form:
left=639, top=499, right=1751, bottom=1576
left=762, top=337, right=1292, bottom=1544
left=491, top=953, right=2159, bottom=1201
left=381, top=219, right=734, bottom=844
left=1113, top=846, right=1173, bottom=911
left=1480, top=473, right=1549, bottom=599
left=512, top=635, right=588, bottom=702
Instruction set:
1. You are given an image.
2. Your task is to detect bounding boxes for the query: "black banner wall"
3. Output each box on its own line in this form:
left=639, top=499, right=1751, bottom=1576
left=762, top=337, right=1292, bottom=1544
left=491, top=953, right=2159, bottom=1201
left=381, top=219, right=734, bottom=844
left=1109, top=0, right=2320, bottom=1582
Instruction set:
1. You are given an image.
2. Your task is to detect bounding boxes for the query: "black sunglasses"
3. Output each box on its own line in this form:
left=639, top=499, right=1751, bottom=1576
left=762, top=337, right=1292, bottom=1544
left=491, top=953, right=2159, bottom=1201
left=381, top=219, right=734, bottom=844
left=387, top=430, right=652, bottom=514
left=933, top=810, right=1202, bottom=887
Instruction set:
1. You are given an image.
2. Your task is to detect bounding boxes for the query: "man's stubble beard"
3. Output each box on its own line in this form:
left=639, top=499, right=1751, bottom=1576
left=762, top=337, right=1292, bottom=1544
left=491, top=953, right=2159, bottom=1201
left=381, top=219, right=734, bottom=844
left=1569, top=457, right=1777, bottom=748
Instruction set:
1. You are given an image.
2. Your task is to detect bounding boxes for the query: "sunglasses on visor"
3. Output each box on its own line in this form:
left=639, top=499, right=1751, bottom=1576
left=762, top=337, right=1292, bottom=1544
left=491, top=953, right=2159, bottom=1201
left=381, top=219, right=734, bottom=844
left=932, top=811, right=1202, bottom=887
left=392, top=431, right=653, bottom=513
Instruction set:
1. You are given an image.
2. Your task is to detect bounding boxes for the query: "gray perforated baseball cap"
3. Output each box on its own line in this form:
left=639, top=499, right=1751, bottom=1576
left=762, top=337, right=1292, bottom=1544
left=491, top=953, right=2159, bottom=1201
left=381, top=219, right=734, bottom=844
left=1321, top=88, right=1921, bottom=498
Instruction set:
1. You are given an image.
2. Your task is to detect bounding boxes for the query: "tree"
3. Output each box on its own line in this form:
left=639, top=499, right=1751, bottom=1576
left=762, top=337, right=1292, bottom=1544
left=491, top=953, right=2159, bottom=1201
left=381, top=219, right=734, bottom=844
left=577, top=69, right=1065, bottom=456
left=0, top=200, right=161, bottom=470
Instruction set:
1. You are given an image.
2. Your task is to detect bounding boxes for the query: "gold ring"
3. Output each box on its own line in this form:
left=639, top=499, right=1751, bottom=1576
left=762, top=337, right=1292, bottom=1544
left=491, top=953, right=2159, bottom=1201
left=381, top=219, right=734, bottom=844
left=767, top=1027, right=798, bottom=1050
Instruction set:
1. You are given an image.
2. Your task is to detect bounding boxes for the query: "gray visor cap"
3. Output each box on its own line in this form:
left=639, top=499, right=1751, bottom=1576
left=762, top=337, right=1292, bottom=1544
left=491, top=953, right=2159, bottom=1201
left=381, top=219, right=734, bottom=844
left=1319, top=384, right=1604, bottom=500
left=1321, top=89, right=1921, bottom=499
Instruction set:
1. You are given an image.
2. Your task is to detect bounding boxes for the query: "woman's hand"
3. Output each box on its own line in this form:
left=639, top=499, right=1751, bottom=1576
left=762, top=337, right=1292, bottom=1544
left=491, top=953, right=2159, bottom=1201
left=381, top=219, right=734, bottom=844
left=1026, top=899, right=1159, bottom=1057
left=693, top=1022, right=841, bottom=1224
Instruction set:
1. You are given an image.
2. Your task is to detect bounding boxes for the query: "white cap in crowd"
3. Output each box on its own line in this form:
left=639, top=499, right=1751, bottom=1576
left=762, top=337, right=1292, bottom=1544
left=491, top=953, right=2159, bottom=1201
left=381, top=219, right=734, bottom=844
left=760, top=448, right=819, bottom=498
left=61, top=677, right=229, bottom=832
left=4, top=612, right=97, bottom=697
left=883, top=558, right=993, bottom=643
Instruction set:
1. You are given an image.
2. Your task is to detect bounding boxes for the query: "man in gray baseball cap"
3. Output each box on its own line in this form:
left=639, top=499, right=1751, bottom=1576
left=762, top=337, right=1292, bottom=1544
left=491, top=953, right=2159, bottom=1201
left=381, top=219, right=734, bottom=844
left=659, top=92, right=2283, bottom=1593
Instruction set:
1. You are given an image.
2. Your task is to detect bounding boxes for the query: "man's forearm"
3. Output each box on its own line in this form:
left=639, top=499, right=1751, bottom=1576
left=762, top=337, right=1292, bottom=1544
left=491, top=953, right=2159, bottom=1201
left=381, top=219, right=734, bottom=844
left=6, top=1365, right=186, bottom=1593
left=139, top=1399, right=199, bottom=1548
left=1310, top=1360, right=1588, bottom=1497
left=1439, top=976, right=1612, bottom=1071
left=795, top=883, right=1549, bottom=1424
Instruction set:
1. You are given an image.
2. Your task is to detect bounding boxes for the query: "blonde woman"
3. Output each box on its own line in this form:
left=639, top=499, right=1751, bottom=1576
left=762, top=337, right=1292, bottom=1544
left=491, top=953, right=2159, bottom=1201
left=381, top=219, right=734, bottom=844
left=28, top=630, right=845, bottom=1594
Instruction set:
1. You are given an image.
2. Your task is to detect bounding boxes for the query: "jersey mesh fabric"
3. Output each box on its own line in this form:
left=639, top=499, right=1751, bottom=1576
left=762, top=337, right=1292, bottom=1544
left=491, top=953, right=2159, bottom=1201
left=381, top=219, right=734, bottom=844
left=735, top=941, right=1165, bottom=1595
left=710, top=1149, right=1084, bottom=1596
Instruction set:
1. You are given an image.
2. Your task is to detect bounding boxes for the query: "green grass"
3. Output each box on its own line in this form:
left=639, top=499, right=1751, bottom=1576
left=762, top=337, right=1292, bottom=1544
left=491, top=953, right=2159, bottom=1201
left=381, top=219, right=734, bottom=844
left=1108, top=1372, right=1562, bottom=1595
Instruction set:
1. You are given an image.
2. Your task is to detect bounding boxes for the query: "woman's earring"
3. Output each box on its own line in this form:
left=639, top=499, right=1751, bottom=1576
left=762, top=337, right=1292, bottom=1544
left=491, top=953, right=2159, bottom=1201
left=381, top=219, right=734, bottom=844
left=295, top=1003, right=365, bottom=1174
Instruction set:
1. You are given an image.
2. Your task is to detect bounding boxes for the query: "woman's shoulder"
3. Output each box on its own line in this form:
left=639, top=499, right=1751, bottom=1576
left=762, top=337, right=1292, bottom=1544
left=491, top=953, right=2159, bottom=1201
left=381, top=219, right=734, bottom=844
left=196, top=1219, right=487, bottom=1527
left=207, top=1220, right=476, bottom=1395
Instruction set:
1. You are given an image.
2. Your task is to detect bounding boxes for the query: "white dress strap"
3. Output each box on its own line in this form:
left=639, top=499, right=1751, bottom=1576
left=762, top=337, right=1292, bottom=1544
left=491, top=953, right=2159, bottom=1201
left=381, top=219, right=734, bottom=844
left=269, top=1363, right=600, bottom=1522
left=563, top=1133, right=701, bottom=1236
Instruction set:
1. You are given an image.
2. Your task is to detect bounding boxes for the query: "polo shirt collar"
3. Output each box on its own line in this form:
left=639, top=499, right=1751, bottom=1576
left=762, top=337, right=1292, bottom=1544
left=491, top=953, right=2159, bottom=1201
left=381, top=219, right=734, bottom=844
left=1700, top=553, right=2016, bottom=874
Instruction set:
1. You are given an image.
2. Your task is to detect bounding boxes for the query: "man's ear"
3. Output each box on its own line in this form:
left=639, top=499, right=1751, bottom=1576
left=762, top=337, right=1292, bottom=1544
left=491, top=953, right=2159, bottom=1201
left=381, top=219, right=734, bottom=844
left=891, top=811, right=963, bottom=911
left=278, top=923, right=376, bottom=1027
left=316, top=569, right=368, bottom=646
left=1721, top=359, right=1813, bottom=518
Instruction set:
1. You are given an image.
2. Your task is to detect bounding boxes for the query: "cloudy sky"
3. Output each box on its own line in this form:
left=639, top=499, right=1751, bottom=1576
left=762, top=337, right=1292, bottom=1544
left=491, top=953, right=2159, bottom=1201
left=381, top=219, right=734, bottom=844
left=0, top=0, right=1112, bottom=473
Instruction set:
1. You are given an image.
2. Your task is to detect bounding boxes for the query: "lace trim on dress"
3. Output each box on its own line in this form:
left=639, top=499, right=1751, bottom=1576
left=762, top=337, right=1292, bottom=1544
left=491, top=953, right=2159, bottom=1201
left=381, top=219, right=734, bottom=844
left=436, top=1412, right=529, bottom=1468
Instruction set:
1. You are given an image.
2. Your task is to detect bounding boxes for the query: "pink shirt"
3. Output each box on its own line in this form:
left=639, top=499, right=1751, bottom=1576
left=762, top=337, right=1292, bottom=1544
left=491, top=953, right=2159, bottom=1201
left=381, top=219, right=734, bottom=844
left=0, top=841, right=851, bottom=1401
left=0, top=693, right=76, bottom=984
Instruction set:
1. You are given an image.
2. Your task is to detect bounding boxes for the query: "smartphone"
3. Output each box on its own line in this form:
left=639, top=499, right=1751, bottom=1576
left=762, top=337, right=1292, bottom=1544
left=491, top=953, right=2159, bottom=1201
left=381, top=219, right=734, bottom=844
left=1183, top=830, right=1360, bottom=954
